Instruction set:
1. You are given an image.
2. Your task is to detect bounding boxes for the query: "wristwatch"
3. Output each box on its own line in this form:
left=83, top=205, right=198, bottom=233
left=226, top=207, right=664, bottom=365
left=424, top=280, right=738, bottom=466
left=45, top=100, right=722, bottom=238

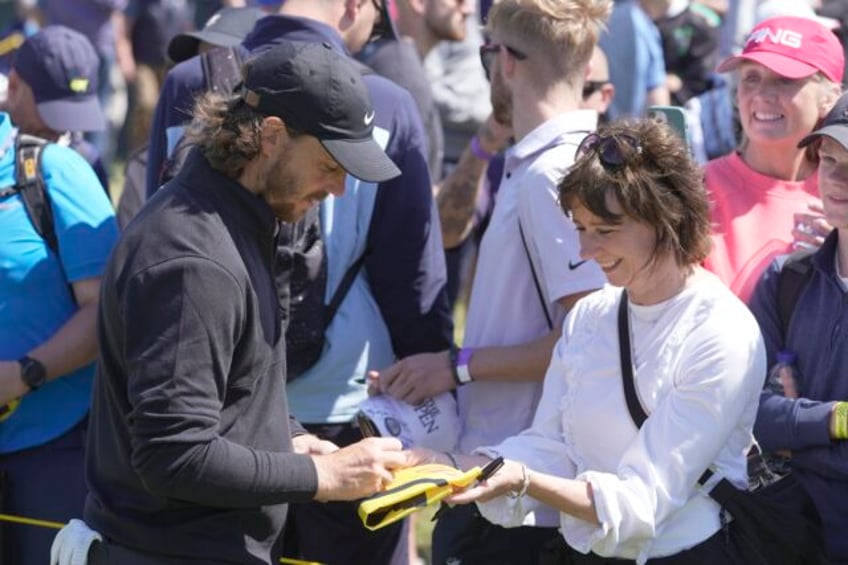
left=17, top=356, right=47, bottom=391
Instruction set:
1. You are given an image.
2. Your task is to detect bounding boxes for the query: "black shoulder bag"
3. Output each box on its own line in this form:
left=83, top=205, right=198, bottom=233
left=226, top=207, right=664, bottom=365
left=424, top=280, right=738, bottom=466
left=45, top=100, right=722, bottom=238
left=617, top=291, right=827, bottom=565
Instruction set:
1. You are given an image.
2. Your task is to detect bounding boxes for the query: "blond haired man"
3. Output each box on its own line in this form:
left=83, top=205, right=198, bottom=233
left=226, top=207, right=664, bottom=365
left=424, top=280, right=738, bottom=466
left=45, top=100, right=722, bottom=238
left=371, top=0, right=612, bottom=561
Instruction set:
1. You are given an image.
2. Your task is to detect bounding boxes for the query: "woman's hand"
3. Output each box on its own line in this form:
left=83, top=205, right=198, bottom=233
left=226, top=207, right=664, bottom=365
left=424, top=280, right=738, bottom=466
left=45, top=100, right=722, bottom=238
left=447, top=459, right=526, bottom=504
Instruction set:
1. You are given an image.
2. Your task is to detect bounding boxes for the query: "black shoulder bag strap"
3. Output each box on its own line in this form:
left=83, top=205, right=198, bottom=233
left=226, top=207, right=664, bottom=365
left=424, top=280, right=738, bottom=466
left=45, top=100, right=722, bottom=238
left=618, top=291, right=727, bottom=488
left=618, top=291, right=648, bottom=427
left=776, top=249, right=815, bottom=340
left=519, top=218, right=553, bottom=330
left=201, top=45, right=244, bottom=94
left=324, top=251, right=367, bottom=326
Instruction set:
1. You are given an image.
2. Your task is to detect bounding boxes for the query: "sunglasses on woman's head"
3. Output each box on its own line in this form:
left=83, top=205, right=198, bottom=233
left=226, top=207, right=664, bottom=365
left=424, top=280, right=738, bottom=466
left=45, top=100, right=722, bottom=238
left=576, top=133, right=643, bottom=171
left=479, top=43, right=527, bottom=81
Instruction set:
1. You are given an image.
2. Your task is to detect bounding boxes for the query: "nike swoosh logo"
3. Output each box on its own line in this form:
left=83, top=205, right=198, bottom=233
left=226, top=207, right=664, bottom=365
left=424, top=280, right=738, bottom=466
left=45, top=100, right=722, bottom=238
left=568, top=260, right=587, bottom=270
left=364, top=110, right=375, bottom=126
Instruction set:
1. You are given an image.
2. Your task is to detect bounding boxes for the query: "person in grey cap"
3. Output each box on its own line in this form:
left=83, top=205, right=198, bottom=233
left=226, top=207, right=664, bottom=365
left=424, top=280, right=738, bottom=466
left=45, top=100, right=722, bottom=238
left=75, top=40, right=409, bottom=565
left=4, top=24, right=110, bottom=192
left=166, top=5, right=265, bottom=64
left=748, top=90, right=848, bottom=565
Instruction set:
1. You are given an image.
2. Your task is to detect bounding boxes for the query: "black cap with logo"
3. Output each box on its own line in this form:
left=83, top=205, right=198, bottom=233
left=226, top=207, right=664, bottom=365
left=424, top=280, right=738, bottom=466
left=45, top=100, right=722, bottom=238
left=242, top=41, right=400, bottom=183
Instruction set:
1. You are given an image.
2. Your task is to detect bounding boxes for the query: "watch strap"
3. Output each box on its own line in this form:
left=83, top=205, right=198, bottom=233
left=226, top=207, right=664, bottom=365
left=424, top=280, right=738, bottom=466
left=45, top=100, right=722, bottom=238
left=18, top=355, right=47, bottom=391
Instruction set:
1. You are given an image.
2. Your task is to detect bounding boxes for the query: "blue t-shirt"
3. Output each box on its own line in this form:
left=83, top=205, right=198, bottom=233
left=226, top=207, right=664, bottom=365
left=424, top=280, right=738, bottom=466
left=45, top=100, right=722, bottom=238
left=0, top=113, right=119, bottom=453
left=600, top=0, right=666, bottom=119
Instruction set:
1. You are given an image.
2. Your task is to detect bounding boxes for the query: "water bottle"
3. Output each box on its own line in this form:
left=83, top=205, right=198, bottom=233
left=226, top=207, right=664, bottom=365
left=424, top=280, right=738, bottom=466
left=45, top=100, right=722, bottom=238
left=766, top=350, right=799, bottom=398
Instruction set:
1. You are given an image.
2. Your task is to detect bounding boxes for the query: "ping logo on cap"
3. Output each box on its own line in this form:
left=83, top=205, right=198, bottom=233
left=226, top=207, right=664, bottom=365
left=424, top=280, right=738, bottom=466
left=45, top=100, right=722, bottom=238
left=747, top=27, right=803, bottom=49
left=69, top=77, right=89, bottom=93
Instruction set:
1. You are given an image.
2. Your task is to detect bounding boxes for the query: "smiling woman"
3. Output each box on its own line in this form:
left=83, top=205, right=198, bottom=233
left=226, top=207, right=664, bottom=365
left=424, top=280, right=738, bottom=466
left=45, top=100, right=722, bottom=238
left=425, top=117, right=768, bottom=564
left=559, top=119, right=711, bottom=305
left=702, top=15, right=844, bottom=302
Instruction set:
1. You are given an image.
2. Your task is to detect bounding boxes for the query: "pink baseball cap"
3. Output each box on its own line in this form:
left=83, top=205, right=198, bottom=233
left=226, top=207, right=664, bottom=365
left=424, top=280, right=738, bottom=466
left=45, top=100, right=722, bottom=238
left=716, top=16, right=844, bottom=83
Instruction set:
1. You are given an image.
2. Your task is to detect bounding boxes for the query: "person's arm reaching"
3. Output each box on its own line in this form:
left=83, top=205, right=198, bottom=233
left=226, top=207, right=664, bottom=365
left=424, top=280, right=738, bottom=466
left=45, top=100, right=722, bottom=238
left=436, top=115, right=511, bottom=249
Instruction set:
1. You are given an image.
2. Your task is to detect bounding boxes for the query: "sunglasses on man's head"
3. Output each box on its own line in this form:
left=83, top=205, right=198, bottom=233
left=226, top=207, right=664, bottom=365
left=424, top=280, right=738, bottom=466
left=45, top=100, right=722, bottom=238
left=576, top=133, right=643, bottom=171
left=479, top=42, right=527, bottom=81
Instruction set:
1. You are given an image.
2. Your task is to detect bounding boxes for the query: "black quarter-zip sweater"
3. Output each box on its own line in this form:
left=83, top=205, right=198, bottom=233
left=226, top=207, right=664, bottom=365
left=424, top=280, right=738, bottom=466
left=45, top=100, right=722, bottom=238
left=85, top=149, right=317, bottom=564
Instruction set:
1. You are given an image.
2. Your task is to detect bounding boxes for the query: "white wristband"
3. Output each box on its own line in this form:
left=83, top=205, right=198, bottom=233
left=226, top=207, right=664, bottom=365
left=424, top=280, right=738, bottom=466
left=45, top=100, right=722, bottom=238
left=456, top=347, right=474, bottom=385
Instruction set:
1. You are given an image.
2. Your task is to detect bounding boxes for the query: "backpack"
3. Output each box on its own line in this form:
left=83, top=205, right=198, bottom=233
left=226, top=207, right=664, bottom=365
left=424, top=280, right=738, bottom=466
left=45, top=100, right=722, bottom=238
left=161, top=45, right=246, bottom=183
left=0, top=133, right=75, bottom=301
left=776, top=249, right=816, bottom=340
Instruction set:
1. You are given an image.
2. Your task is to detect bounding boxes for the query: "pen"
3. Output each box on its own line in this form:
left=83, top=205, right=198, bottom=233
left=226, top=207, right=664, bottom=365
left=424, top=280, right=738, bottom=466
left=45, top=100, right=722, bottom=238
left=432, top=456, right=505, bottom=522
left=356, top=411, right=380, bottom=439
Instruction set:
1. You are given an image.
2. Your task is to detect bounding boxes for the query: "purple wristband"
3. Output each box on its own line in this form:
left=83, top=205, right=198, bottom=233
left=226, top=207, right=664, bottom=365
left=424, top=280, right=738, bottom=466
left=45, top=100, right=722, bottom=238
left=470, top=135, right=494, bottom=161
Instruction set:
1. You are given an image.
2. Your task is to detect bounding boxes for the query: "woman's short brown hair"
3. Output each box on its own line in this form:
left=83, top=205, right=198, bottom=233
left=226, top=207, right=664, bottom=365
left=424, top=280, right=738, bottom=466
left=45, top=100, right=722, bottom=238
left=558, top=118, right=712, bottom=267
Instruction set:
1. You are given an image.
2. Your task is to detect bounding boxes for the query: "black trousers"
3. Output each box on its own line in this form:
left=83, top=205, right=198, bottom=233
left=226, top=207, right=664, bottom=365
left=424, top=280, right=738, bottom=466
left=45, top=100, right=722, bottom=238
left=432, top=503, right=561, bottom=565
left=544, top=529, right=740, bottom=565
left=281, top=422, right=406, bottom=565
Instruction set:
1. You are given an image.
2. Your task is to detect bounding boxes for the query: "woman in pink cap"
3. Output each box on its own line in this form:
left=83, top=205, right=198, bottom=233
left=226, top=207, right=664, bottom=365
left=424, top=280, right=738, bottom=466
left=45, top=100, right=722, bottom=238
left=703, top=16, right=843, bottom=302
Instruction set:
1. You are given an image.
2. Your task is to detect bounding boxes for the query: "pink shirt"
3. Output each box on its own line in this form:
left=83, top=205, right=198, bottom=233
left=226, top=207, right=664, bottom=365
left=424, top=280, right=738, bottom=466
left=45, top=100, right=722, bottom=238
left=703, top=152, right=818, bottom=302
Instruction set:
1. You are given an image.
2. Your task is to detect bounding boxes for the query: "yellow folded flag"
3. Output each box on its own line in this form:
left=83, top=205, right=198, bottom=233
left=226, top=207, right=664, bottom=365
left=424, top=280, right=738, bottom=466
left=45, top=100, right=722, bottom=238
left=358, top=463, right=482, bottom=531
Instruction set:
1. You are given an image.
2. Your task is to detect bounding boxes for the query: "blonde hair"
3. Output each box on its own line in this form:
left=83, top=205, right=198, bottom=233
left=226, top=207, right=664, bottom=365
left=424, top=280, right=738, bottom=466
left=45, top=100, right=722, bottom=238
left=486, top=0, right=611, bottom=84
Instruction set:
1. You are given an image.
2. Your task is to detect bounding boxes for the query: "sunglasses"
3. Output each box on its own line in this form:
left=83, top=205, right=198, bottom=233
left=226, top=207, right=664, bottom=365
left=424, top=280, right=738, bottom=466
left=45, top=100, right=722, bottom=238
left=582, top=80, right=609, bottom=99
left=576, top=133, right=643, bottom=171
left=479, top=43, right=527, bottom=80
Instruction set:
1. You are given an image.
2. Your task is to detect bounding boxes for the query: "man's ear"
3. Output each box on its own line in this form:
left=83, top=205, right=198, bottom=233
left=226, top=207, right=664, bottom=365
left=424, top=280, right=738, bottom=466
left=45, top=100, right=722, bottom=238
left=340, top=0, right=361, bottom=28
left=259, top=116, right=286, bottom=155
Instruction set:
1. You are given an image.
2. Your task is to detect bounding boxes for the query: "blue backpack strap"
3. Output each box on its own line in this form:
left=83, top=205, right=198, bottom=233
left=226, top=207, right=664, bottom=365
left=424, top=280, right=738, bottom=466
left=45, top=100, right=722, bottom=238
left=776, top=249, right=816, bottom=340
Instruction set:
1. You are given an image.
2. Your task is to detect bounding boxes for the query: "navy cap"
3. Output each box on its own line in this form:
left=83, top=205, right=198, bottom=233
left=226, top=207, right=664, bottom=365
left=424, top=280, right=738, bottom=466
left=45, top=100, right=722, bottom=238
left=242, top=41, right=400, bottom=183
left=799, top=91, right=848, bottom=150
left=13, top=25, right=104, bottom=132
left=167, top=7, right=264, bottom=63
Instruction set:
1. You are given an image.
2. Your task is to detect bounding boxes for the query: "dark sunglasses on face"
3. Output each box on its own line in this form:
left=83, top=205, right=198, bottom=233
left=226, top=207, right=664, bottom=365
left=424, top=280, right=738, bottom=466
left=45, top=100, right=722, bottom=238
left=582, top=80, right=609, bottom=99
left=576, top=132, right=643, bottom=171
left=479, top=43, right=528, bottom=80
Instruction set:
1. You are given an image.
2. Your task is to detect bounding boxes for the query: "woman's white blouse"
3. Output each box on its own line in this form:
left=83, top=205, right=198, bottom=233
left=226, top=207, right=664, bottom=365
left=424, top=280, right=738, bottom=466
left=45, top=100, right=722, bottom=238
left=474, top=275, right=766, bottom=564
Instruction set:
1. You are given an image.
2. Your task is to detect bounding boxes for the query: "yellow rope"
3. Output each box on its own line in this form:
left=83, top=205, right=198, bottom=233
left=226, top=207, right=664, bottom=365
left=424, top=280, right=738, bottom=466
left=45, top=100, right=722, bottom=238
left=0, top=513, right=64, bottom=530
left=0, top=513, right=323, bottom=564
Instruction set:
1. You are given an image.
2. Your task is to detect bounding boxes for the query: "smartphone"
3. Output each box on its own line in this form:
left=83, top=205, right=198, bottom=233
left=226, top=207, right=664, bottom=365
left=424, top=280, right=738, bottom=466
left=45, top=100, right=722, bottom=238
left=648, top=105, right=690, bottom=150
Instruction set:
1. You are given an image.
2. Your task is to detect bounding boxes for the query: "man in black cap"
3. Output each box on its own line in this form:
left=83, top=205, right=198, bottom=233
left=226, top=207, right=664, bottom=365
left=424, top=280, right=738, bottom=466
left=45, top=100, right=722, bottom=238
left=4, top=24, right=110, bottom=192
left=79, top=40, right=411, bottom=565
left=146, top=2, right=454, bottom=562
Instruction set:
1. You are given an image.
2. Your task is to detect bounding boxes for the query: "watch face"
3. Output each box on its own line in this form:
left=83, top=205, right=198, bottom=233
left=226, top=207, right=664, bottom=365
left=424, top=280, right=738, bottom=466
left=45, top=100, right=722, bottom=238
left=20, top=357, right=47, bottom=389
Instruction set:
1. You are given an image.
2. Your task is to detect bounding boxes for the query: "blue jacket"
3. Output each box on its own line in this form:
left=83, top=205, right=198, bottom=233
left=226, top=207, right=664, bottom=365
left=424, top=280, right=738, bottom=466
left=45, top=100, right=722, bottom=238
left=146, top=15, right=453, bottom=422
left=748, top=230, right=848, bottom=562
